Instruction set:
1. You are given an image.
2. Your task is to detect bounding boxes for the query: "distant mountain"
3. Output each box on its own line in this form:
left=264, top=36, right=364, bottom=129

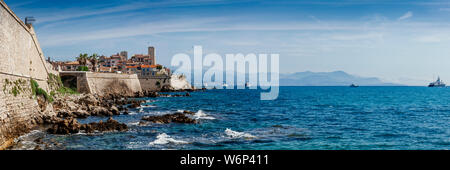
left=280, top=71, right=401, bottom=86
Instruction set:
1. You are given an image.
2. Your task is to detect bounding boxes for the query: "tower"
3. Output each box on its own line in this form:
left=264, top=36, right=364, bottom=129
left=120, top=51, right=128, bottom=60
left=148, top=46, right=155, bottom=65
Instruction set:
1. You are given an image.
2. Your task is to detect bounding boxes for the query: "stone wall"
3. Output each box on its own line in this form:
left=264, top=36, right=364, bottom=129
left=0, top=2, right=50, bottom=89
left=0, top=1, right=53, bottom=149
left=62, top=72, right=173, bottom=95
left=86, top=73, right=142, bottom=96
left=138, top=75, right=171, bottom=91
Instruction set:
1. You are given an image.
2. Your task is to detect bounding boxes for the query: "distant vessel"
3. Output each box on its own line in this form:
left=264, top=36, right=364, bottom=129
left=222, top=83, right=228, bottom=88
left=428, top=77, right=446, bottom=87
left=350, top=84, right=359, bottom=88
left=245, top=82, right=252, bottom=88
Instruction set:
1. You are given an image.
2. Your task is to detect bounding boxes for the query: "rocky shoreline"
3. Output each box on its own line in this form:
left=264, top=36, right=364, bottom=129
left=7, top=88, right=204, bottom=150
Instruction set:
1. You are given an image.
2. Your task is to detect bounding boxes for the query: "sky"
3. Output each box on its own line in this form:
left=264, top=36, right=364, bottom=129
left=5, top=0, right=450, bottom=85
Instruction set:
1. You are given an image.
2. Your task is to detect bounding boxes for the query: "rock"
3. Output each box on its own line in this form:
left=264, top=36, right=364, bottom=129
left=47, top=117, right=81, bottom=134
left=141, top=113, right=197, bottom=124
left=67, top=101, right=78, bottom=111
left=34, top=138, right=43, bottom=144
left=91, top=107, right=112, bottom=116
left=37, top=95, right=48, bottom=111
left=147, top=92, right=159, bottom=98
left=34, top=145, right=42, bottom=150
left=183, top=110, right=196, bottom=115
left=81, top=117, right=128, bottom=133
left=42, top=115, right=63, bottom=124
left=110, top=106, right=120, bottom=115
left=34, top=116, right=44, bottom=125
left=73, top=109, right=90, bottom=118
left=134, top=91, right=145, bottom=98
left=118, top=106, right=125, bottom=111
left=47, top=117, right=127, bottom=134
left=79, top=94, right=99, bottom=106
left=161, top=85, right=175, bottom=92
left=128, top=100, right=143, bottom=109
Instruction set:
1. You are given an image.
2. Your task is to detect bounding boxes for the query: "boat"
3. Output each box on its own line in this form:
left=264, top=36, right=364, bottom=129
left=350, top=84, right=359, bottom=88
left=245, top=82, right=252, bottom=88
left=428, top=77, right=446, bottom=87
left=222, top=83, right=228, bottom=88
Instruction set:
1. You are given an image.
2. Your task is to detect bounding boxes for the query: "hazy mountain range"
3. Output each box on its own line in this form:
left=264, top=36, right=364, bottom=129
left=280, top=71, right=401, bottom=86
left=177, top=69, right=403, bottom=86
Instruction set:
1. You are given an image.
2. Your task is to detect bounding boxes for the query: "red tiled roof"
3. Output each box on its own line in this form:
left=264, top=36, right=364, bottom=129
left=64, top=61, right=80, bottom=65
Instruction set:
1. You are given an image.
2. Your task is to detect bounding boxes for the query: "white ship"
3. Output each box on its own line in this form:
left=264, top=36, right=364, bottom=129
left=428, top=77, right=446, bottom=87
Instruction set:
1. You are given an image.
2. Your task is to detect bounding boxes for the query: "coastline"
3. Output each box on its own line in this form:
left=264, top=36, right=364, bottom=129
left=3, top=87, right=201, bottom=150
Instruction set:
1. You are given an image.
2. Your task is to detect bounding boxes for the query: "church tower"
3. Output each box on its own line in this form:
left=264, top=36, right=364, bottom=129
left=148, top=46, right=155, bottom=65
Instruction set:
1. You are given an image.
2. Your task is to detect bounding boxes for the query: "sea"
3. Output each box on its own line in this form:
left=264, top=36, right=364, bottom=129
left=11, top=87, right=450, bottom=150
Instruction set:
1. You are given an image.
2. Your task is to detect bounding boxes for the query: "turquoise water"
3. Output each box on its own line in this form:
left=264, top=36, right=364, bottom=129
left=38, top=87, right=450, bottom=150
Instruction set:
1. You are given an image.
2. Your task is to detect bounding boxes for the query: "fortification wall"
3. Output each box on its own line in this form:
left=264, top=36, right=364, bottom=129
left=85, top=73, right=142, bottom=96
left=138, top=76, right=171, bottom=91
left=0, top=1, right=53, bottom=149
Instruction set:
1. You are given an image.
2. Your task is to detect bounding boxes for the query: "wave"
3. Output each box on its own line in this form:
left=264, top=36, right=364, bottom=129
left=177, top=110, right=216, bottom=120
left=148, top=133, right=189, bottom=145
left=140, top=105, right=156, bottom=108
left=128, top=122, right=140, bottom=126
left=127, top=111, right=138, bottom=115
left=11, top=130, right=45, bottom=150
left=193, top=110, right=216, bottom=120
left=225, top=129, right=256, bottom=139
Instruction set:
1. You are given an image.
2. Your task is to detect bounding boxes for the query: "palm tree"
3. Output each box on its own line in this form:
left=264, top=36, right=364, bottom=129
left=89, top=53, right=99, bottom=72
left=76, top=53, right=88, bottom=66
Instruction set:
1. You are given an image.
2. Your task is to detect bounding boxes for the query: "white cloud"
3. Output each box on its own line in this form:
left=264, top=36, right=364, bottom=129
left=329, top=33, right=384, bottom=41
left=414, top=35, right=443, bottom=43
left=398, top=11, right=413, bottom=20
left=39, top=20, right=380, bottom=46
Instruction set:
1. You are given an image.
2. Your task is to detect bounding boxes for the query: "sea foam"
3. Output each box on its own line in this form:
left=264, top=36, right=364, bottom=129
left=193, top=110, right=216, bottom=120
left=177, top=110, right=216, bottom=120
left=225, top=129, right=256, bottom=139
left=148, top=133, right=188, bottom=145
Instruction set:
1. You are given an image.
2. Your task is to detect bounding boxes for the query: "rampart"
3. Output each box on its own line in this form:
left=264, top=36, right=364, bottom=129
left=60, top=72, right=143, bottom=96
left=0, top=1, right=54, bottom=149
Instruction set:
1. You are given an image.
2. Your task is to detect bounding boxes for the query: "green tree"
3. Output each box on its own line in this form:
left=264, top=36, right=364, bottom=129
left=77, top=66, right=89, bottom=71
left=89, top=53, right=99, bottom=72
left=76, top=53, right=89, bottom=66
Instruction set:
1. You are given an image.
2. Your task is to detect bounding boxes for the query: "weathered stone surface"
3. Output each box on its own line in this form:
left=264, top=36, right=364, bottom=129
left=47, top=117, right=81, bottom=134
left=128, top=100, right=144, bottom=109
left=141, top=112, right=197, bottom=124
left=78, top=94, right=99, bottom=106
left=92, top=107, right=113, bottom=116
left=109, top=105, right=120, bottom=115
left=81, top=117, right=128, bottom=133
left=46, top=117, right=127, bottom=134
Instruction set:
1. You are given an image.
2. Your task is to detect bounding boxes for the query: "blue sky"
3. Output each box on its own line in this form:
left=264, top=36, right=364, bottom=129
left=5, top=0, right=450, bottom=85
